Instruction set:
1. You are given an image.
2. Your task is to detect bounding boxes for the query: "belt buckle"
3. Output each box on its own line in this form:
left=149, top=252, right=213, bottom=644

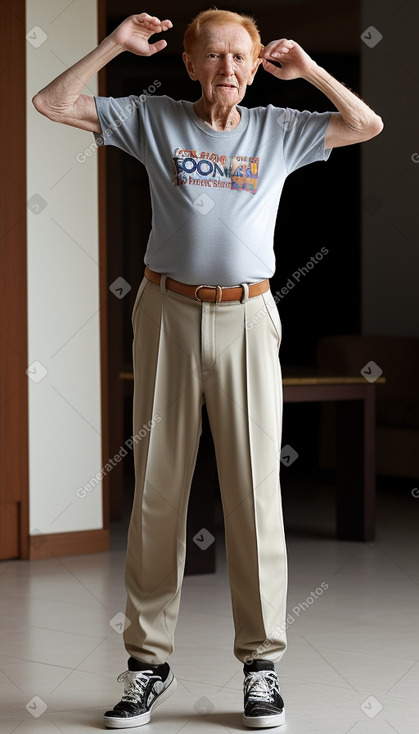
left=194, top=284, right=223, bottom=303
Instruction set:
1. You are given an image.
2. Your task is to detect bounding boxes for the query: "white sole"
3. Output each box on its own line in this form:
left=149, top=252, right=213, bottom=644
left=104, top=676, right=177, bottom=729
left=243, top=708, right=285, bottom=728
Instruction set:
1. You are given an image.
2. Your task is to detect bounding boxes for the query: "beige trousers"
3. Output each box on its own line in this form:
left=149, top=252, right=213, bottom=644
left=124, top=275, right=288, bottom=665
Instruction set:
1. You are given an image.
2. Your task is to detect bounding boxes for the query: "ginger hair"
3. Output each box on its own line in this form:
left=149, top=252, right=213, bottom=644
left=183, top=8, right=263, bottom=60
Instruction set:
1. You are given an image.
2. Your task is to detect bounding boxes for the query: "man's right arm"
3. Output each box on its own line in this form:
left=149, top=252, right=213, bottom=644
left=32, top=13, right=173, bottom=133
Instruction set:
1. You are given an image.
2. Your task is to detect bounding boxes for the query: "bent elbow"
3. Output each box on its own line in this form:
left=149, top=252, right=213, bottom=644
left=32, top=92, right=49, bottom=116
left=372, top=114, right=384, bottom=135
left=32, top=92, right=59, bottom=121
left=367, top=114, right=384, bottom=139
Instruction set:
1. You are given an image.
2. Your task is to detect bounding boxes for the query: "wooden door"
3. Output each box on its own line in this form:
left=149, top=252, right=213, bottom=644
left=0, top=0, right=29, bottom=559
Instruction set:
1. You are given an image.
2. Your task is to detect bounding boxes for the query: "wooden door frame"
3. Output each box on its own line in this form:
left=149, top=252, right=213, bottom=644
left=0, top=0, right=29, bottom=559
left=98, top=0, right=109, bottom=531
left=0, top=0, right=109, bottom=559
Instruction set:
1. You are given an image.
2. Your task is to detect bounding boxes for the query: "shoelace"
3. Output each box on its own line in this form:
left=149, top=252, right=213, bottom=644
left=117, top=670, right=160, bottom=704
left=244, top=670, right=280, bottom=703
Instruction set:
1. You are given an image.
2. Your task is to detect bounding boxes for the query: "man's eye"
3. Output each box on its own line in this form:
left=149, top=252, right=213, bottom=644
left=236, top=55, right=244, bottom=61
left=208, top=53, right=218, bottom=58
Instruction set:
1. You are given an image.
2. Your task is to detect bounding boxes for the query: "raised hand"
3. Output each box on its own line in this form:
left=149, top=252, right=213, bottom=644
left=109, top=13, right=173, bottom=56
left=261, top=39, right=315, bottom=80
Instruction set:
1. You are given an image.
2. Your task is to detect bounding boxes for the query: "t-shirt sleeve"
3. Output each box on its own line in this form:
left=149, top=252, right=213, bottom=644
left=93, top=95, right=145, bottom=162
left=278, top=107, right=333, bottom=174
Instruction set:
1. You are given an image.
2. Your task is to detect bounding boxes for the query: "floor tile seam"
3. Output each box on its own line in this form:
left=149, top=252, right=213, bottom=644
left=0, top=652, right=114, bottom=671
left=274, top=674, right=382, bottom=691
left=289, top=618, right=419, bottom=634
left=0, top=704, right=118, bottom=721
left=0, top=593, right=106, bottom=609
left=301, top=643, right=418, bottom=663
left=173, top=675, right=242, bottom=692
left=0, top=624, right=108, bottom=642
left=278, top=676, right=419, bottom=702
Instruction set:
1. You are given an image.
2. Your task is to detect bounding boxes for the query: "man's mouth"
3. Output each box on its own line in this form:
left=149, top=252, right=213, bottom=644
left=217, top=83, right=238, bottom=89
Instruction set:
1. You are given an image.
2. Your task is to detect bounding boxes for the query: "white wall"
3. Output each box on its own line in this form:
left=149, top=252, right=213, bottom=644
left=26, top=0, right=103, bottom=534
left=361, top=1, right=419, bottom=335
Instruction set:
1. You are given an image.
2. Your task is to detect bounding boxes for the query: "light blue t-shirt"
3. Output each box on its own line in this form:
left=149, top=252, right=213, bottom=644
left=94, top=94, right=332, bottom=285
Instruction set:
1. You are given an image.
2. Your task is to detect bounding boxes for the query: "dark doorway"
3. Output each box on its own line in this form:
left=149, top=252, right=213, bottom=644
left=101, top=1, right=361, bottom=564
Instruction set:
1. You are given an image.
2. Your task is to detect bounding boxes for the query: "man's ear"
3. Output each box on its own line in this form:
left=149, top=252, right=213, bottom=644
left=182, top=51, right=198, bottom=81
left=247, top=57, right=263, bottom=86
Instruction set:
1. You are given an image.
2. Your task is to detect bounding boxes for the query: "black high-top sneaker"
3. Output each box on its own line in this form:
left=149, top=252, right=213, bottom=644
left=104, top=658, right=177, bottom=729
left=243, top=659, right=285, bottom=728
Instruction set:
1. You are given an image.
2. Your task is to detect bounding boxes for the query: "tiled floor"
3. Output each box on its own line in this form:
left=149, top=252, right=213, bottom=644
left=1, top=475, right=419, bottom=733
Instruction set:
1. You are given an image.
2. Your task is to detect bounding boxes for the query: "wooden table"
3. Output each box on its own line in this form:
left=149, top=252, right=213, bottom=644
left=282, top=370, right=385, bottom=542
left=115, top=368, right=384, bottom=574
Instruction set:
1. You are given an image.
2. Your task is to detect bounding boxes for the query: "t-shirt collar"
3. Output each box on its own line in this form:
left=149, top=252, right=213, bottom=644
left=182, top=100, right=248, bottom=137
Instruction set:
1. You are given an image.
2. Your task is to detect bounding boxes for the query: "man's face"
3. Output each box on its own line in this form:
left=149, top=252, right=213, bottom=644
left=183, top=22, right=261, bottom=106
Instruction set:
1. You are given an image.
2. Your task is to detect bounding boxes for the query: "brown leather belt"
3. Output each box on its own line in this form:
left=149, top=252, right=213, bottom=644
left=144, top=266, right=269, bottom=303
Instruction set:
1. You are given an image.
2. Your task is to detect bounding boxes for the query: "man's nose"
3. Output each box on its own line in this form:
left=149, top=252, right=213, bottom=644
left=220, top=54, right=234, bottom=76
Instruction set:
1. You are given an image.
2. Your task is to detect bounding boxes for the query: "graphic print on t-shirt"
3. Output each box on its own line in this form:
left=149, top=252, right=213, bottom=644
left=172, top=147, right=259, bottom=194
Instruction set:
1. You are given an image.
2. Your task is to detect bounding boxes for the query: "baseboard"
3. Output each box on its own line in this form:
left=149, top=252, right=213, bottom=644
left=29, top=528, right=109, bottom=559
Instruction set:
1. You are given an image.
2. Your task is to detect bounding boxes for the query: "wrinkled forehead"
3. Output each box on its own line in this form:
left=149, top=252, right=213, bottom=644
left=197, top=21, right=254, bottom=54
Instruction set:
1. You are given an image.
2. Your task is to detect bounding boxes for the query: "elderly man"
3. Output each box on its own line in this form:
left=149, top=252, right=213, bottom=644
left=33, top=8, right=382, bottom=730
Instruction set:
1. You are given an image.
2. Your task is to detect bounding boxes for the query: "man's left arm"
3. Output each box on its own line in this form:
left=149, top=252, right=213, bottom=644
left=261, top=39, right=383, bottom=149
